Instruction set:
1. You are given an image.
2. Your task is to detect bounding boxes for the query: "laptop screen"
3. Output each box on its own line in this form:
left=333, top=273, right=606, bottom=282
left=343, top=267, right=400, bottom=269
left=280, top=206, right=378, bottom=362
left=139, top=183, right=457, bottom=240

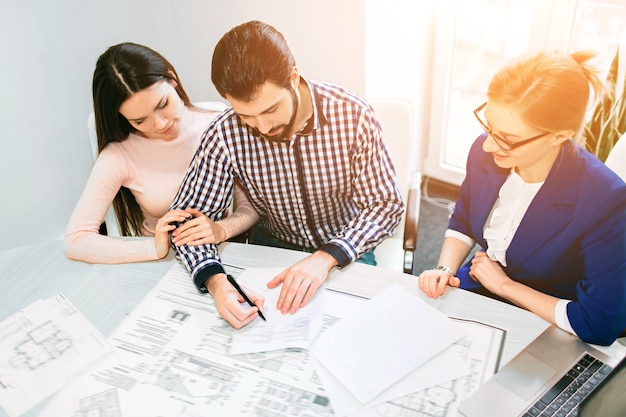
left=578, top=356, right=626, bottom=417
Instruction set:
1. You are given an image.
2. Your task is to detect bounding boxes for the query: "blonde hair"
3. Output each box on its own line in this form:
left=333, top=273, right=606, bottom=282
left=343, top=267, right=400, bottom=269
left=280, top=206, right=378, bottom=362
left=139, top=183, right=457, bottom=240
left=487, top=49, right=605, bottom=144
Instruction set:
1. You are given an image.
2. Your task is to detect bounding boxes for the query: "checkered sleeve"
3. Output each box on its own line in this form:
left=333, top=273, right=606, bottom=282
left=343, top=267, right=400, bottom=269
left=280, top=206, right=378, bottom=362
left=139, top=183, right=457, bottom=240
left=324, top=104, right=404, bottom=264
left=170, top=118, right=235, bottom=292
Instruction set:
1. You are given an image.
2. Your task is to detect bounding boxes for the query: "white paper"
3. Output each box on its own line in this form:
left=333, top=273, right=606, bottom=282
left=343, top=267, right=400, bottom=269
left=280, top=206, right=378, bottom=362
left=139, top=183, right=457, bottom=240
left=351, top=318, right=506, bottom=417
left=310, top=283, right=465, bottom=404
left=312, top=344, right=468, bottom=417
left=229, top=267, right=325, bottom=355
left=37, top=263, right=505, bottom=417
left=37, top=263, right=334, bottom=417
left=0, top=294, right=113, bottom=417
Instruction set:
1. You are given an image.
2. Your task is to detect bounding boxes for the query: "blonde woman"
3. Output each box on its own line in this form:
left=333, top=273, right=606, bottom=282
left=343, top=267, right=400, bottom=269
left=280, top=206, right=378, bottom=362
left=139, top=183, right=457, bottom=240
left=419, top=50, right=626, bottom=346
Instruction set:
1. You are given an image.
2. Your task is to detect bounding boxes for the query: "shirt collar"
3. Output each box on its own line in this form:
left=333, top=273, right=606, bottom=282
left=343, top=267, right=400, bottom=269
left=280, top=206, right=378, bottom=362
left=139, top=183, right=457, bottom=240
left=298, top=77, right=327, bottom=136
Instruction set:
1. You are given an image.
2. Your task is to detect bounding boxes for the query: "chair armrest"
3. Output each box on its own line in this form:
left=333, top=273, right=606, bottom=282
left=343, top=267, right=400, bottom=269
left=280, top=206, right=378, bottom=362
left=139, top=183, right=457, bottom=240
left=403, top=172, right=422, bottom=251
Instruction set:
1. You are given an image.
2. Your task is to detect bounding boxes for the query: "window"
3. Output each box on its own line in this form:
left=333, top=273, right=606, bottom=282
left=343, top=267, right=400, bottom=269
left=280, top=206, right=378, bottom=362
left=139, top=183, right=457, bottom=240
left=425, top=0, right=626, bottom=186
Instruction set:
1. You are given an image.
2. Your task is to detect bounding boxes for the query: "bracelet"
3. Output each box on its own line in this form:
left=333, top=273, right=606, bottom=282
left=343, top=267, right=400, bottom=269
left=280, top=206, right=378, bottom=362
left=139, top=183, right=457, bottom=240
left=433, top=265, right=454, bottom=274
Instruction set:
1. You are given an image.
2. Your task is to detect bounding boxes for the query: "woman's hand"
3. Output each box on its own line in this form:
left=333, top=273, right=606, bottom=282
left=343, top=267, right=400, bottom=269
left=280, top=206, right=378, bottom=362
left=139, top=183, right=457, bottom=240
left=154, top=209, right=192, bottom=258
left=172, top=208, right=227, bottom=247
left=418, top=269, right=460, bottom=299
left=468, top=251, right=511, bottom=295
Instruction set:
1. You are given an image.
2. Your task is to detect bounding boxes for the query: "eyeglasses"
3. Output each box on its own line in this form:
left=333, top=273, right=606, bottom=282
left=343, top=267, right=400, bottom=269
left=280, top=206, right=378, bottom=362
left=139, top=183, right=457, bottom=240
left=473, top=102, right=550, bottom=151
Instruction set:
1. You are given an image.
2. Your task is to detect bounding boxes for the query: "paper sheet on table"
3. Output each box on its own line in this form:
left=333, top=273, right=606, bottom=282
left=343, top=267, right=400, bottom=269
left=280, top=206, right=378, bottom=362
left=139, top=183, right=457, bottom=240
left=37, top=263, right=332, bottom=417
left=229, top=267, right=325, bottom=355
left=310, top=283, right=465, bottom=404
left=311, top=343, right=468, bottom=417
left=0, top=294, right=113, bottom=417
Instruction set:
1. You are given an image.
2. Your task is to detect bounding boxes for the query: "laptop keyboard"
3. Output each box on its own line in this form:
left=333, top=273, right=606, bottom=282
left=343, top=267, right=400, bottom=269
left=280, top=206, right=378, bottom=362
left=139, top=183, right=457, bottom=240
left=522, top=353, right=613, bottom=417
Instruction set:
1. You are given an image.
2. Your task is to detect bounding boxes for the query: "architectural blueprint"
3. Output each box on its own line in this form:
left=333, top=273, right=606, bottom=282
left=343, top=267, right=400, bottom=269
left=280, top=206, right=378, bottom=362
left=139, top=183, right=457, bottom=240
left=36, top=263, right=504, bottom=417
left=0, top=295, right=113, bottom=417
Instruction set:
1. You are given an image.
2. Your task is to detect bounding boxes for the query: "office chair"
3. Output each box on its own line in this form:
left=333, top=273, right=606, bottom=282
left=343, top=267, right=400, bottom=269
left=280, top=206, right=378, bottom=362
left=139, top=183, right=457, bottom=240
left=368, top=99, right=422, bottom=274
left=87, top=101, right=229, bottom=237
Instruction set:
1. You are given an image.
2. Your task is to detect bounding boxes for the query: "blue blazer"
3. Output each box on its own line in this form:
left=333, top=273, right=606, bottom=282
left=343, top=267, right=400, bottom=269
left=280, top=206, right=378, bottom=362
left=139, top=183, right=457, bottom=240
left=450, top=134, right=626, bottom=345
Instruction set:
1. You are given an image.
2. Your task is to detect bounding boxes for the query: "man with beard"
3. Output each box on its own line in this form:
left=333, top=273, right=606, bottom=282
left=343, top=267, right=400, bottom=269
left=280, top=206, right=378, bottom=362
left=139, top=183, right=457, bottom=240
left=171, top=20, right=404, bottom=329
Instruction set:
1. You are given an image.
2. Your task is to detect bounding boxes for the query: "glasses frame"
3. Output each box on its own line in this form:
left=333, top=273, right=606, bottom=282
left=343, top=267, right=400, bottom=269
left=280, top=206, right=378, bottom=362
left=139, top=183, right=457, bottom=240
left=473, top=102, right=550, bottom=151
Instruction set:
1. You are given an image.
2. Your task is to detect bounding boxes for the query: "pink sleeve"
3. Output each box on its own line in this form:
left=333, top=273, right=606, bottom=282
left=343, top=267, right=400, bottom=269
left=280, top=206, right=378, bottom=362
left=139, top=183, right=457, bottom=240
left=216, top=181, right=259, bottom=239
left=64, top=148, right=158, bottom=263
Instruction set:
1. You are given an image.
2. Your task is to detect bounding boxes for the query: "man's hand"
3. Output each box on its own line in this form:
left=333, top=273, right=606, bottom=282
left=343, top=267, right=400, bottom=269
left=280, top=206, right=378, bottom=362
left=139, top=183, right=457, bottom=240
left=172, top=208, right=227, bottom=247
left=207, top=273, right=265, bottom=329
left=267, top=251, right=338, bottom=314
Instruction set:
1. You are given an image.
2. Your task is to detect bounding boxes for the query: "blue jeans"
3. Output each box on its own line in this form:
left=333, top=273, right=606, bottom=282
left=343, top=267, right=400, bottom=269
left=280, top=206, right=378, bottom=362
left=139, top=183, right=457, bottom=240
left=247, top=223, right=377, bottom=266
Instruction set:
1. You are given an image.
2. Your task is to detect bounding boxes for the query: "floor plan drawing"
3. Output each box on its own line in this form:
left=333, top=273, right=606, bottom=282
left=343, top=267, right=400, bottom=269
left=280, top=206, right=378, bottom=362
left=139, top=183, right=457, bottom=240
left=0, top=295, right=112, bottom=417
left=153, top=350, right=242, bottom=404
left=73, top=388, right=121, bottom=417
left=246, top=379, right=333, bottom=417
left=10, top=321, right=72, bottom=370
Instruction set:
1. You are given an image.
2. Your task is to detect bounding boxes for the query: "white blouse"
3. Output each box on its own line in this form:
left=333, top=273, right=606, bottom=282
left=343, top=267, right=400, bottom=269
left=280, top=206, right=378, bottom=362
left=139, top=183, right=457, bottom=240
left=484, top=170, right=543, bottom=267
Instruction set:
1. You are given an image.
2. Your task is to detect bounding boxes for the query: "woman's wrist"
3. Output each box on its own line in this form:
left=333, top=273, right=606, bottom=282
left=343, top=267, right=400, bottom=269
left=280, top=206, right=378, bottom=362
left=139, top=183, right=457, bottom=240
left=433, top=265, right=454, bottom=275
left=154, top=239, right=170, bottom=259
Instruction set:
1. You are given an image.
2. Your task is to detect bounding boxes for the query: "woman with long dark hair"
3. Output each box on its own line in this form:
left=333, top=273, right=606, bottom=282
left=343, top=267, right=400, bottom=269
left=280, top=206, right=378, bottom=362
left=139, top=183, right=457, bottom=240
left=65, top=42, right=257, bottom=263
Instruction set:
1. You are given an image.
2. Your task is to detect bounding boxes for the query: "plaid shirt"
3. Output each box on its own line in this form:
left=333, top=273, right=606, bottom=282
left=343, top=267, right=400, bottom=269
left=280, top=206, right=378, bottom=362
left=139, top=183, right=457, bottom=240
left=172, top=79, right=404, bottom=291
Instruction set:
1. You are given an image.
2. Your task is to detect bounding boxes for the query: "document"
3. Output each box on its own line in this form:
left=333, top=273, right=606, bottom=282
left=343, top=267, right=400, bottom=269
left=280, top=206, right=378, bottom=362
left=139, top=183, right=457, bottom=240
left=310, top=283, right=465, bottom=404
left=352, top=318, right=506, bottom=417
left=229, top=267, right=325, bottom=355
left=312, top=342, right=467, bottom=417
left=37, top=262, right=505, bottom=417
left=37, top=263, right=334, bottom=417
left=0, top=294, right=113, bottom=417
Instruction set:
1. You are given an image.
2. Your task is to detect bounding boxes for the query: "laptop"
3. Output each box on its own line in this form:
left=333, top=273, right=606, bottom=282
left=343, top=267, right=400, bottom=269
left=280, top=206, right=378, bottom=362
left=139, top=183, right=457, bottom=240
left=578, top=355, right=626, bottom=417
left=459, top=325, right=625, bottom=417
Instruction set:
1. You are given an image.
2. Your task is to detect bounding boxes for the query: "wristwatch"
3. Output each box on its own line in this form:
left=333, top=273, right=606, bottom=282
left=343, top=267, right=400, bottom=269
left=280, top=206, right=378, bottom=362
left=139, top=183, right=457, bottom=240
left=434, top=265, right=454, bottom=274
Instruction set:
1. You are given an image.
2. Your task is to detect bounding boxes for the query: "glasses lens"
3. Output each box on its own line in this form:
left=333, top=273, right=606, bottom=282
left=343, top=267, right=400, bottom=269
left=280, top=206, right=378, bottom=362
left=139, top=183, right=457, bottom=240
left=474, top=103, right=516, bottom=150
left=491, top=134, right=511, bottom=151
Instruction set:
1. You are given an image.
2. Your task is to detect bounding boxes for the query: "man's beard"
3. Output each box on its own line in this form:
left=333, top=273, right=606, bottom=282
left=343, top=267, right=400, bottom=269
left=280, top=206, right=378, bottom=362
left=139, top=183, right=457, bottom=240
left=254, top=86, right=299, bottom=142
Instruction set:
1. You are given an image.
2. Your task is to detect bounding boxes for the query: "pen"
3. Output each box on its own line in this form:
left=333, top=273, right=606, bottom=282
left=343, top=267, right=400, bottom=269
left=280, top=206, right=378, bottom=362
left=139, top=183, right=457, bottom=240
left=226, top=274, right=266, bottom=321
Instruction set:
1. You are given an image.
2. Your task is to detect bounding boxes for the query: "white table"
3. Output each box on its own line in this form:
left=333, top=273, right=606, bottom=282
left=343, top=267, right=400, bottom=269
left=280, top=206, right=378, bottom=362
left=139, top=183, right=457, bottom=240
left=1, top=239, right=623, bottom=417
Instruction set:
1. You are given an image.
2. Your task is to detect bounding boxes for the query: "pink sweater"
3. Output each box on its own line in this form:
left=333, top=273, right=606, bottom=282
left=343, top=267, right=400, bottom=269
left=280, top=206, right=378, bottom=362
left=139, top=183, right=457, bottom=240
left=65, top=108, right=257, bottom=263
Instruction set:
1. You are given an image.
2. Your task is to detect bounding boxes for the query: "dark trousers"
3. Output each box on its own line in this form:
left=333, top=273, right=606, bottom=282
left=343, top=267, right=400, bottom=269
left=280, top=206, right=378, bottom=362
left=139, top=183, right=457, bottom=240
left=247, top=222, right=377, bottom=266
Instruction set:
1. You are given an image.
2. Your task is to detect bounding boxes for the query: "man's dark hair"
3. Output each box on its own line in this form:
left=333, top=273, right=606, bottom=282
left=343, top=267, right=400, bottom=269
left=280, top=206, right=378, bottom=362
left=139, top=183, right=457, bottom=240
left=211, top=20, right=296, bottom=101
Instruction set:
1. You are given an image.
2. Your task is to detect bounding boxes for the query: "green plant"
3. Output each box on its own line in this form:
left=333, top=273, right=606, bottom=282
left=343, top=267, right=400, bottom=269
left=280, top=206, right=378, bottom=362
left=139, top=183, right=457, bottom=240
left=584, top=49, right=626, bottom=162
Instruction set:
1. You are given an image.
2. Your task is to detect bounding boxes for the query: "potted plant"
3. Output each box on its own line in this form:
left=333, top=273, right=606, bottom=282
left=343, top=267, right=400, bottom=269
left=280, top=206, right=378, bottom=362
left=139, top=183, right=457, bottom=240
left=584, top=49, right=626, bottom=162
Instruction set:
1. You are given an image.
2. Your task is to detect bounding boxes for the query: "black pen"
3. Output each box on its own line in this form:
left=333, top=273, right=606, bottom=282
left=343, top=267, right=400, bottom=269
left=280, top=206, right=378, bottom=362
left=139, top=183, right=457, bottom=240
left=226, top=274, right=266, bottom=321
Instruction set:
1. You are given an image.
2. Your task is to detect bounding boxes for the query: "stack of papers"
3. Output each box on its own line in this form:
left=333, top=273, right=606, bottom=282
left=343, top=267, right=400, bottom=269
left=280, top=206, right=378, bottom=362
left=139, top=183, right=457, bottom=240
left=32, top=264, right=487, bottom=417
left=232, top=270, right=468, bottom=416
left=310, top=284, right=467, bottom=416
left=229, top=268, right=326, bottom=355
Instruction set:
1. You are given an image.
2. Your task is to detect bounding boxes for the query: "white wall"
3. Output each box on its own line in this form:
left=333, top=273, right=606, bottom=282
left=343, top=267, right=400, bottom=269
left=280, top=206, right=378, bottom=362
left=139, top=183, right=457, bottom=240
left=0, top=0, right=367, bottom=250
left=365, top=0, right=437, bottom=177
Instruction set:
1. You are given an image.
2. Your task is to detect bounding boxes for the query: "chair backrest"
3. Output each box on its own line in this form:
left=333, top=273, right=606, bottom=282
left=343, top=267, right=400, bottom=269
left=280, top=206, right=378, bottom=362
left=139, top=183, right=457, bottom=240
left=605, top=133, right=626, bottom=181
left=368, top=98, right=419, bottom=236
left=87, top=101, right=229, bottom=236
left=194, top=101, right=229, bottom=112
